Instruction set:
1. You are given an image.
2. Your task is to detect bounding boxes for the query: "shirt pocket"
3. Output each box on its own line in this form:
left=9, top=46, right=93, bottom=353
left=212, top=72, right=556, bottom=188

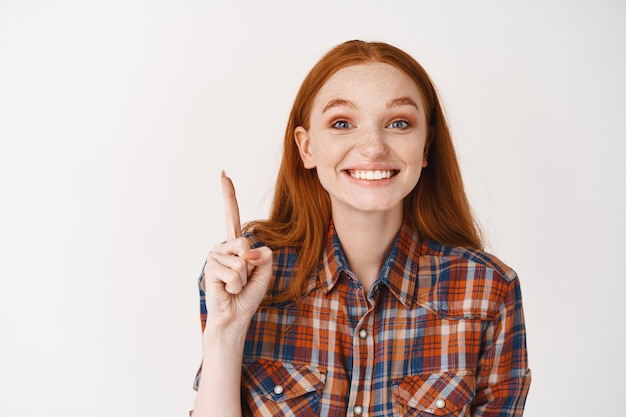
left=242, top=358, right=327, bottom=416
left=392, top=370, right=475, bottom=417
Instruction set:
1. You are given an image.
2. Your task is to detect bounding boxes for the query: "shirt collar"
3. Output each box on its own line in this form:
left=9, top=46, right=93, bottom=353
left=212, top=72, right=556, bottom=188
left=316, top=218, right=421, bottom=307
left=317, top=221, right=346, bottom=294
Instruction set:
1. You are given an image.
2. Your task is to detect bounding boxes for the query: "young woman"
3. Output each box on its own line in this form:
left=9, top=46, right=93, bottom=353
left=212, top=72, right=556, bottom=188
left=191, top=40, right=531, bottom=417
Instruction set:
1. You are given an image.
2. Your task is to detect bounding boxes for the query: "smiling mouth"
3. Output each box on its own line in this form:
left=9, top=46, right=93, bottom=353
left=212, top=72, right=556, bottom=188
left=348, top=169, right=397, bottom=180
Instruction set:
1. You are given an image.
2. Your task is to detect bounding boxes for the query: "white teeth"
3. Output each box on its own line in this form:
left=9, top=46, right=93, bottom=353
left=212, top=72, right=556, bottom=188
left=350, top=170, right=394, bottom=180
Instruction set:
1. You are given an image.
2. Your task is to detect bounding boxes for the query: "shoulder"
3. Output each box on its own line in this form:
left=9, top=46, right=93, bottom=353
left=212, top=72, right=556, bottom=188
left=422, top=240, right=518, bottom=282
left=416, top=240, right=520, bottom=320
left=243, top=230, right=296, bottom=257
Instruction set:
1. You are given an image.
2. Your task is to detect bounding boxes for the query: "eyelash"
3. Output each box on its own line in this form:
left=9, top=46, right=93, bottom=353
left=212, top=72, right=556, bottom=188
left=331, top=120, right=352, bottom=129
left=331, top=119, right=411, bottom=129
left=387, top=120, right=410, bottom=129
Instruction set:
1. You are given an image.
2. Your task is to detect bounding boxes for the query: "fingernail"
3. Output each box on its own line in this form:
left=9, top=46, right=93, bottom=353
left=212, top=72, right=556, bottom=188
left=244, top=249, right=261, bottom=261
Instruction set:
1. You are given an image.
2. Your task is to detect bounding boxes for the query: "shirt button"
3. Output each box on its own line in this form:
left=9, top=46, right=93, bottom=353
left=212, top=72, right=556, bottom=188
left=273, top=385, right=284, bottom=395
left=353, top=405, right=363, bottom=415
left=435, top=398, right=446, bottom=409
left=358, top=329, right=368, bottom=339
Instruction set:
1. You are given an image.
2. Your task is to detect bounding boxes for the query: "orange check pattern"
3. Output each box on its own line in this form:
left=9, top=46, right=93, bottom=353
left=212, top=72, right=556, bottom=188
left=195, top=219, right=531, bottom=416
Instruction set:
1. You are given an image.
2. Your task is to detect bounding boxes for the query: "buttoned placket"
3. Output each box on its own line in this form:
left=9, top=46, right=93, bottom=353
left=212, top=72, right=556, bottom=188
left=345, top=273, right=377, bottom=416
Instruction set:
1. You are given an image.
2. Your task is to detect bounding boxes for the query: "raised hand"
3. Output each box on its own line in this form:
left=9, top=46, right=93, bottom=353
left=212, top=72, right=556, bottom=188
left=202, top=171, right=273, bottom=331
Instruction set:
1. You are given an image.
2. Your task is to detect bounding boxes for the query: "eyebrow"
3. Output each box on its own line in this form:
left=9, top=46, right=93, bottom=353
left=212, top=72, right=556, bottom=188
left=321, top=96, right=420, bottom=113
left=322, top=99, right=357, bottom=113
left=388, top=96, right=420, bottom=111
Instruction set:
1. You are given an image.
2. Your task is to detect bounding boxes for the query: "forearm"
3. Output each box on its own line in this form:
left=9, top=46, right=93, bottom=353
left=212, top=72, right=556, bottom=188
left=191, top=326, right=247, bottom=417
left=472, top=371, right=531, bottom=416
left=472, top=278, right=531, bottom=416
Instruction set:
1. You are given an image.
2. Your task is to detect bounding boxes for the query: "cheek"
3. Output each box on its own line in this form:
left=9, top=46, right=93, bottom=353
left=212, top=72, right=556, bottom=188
left=313, top=169, right=339, bottom=198
left=398, top=141, right=427, bottom=166
left=309, top=150, right=344, bottom=191
left=310, top=143, right=340, bottom=168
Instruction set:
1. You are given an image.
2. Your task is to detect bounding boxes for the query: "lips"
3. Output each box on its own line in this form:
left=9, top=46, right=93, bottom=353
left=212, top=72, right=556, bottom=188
left=348, top=169, right=397, bottom=180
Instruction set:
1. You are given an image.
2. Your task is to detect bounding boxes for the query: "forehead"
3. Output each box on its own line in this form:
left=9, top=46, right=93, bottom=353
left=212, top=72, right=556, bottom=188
left=314, top=62, right=424, bottom=104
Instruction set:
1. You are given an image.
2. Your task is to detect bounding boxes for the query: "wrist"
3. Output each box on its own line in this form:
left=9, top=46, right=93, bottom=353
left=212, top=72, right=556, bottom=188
left=203, top=320, right=249, bottom=353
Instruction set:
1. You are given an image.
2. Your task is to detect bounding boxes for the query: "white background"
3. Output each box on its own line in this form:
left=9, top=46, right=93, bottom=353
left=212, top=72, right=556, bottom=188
left=1, top=1, right=624, bottom=416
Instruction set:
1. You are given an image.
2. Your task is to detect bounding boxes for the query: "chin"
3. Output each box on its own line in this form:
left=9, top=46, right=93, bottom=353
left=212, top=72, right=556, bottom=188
left=350, top=200, right=403, bottom=214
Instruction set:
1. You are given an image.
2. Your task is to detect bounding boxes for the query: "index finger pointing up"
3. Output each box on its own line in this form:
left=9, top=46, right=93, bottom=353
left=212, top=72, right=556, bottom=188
left=221, top=170, right=242, bottom=240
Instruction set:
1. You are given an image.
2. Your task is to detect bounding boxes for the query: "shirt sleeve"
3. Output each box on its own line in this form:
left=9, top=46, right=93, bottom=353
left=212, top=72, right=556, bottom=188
left=471, top=275, right=532, bottom=416
left=192, top=268, right=207, bottom=392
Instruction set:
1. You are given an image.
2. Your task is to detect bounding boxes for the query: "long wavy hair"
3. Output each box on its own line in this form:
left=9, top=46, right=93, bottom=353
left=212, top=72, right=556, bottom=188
left=245, top=40, right=482, bottom=302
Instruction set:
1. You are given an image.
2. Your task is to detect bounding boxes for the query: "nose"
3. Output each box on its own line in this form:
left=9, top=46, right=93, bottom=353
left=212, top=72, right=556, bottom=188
left=358, top=126, right=388, bottom=158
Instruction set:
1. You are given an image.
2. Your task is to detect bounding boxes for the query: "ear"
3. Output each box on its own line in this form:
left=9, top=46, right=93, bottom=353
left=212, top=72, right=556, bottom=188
left=294, top=126, right=316, bottom=169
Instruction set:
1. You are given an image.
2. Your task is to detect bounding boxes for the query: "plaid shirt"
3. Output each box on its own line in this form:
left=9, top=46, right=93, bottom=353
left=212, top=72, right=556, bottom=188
left=195, top=219, right=531, bottom=416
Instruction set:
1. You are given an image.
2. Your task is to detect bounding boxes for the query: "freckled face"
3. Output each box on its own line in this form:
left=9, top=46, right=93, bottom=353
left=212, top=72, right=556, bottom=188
left=295, top=63, right=429, bottom=218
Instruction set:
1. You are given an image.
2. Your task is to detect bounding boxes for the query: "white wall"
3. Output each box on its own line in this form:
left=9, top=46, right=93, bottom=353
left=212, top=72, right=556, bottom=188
left=1, top=1, right=624, bottom=416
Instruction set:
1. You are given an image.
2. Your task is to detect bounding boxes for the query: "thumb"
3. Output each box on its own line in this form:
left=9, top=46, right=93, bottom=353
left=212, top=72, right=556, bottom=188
left=239, top=247, right=274, bottom=316
left=242, top=246, right=273, bottom=268
left=243, top=247, right=273, bottom=286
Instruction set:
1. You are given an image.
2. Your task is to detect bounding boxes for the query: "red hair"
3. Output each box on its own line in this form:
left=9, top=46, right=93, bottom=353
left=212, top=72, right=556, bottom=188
left=245, top=40, right=482, bottom=302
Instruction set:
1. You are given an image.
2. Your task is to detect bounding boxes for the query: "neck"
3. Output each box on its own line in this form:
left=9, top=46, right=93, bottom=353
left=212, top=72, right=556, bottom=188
left=331, top=207, right=403, bottom=293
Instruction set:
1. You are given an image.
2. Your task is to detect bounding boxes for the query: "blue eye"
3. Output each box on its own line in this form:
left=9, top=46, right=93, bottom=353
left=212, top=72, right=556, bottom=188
left=332, top=120, right=352, bottom=129
left=388, top=120, right=410, bottom=129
